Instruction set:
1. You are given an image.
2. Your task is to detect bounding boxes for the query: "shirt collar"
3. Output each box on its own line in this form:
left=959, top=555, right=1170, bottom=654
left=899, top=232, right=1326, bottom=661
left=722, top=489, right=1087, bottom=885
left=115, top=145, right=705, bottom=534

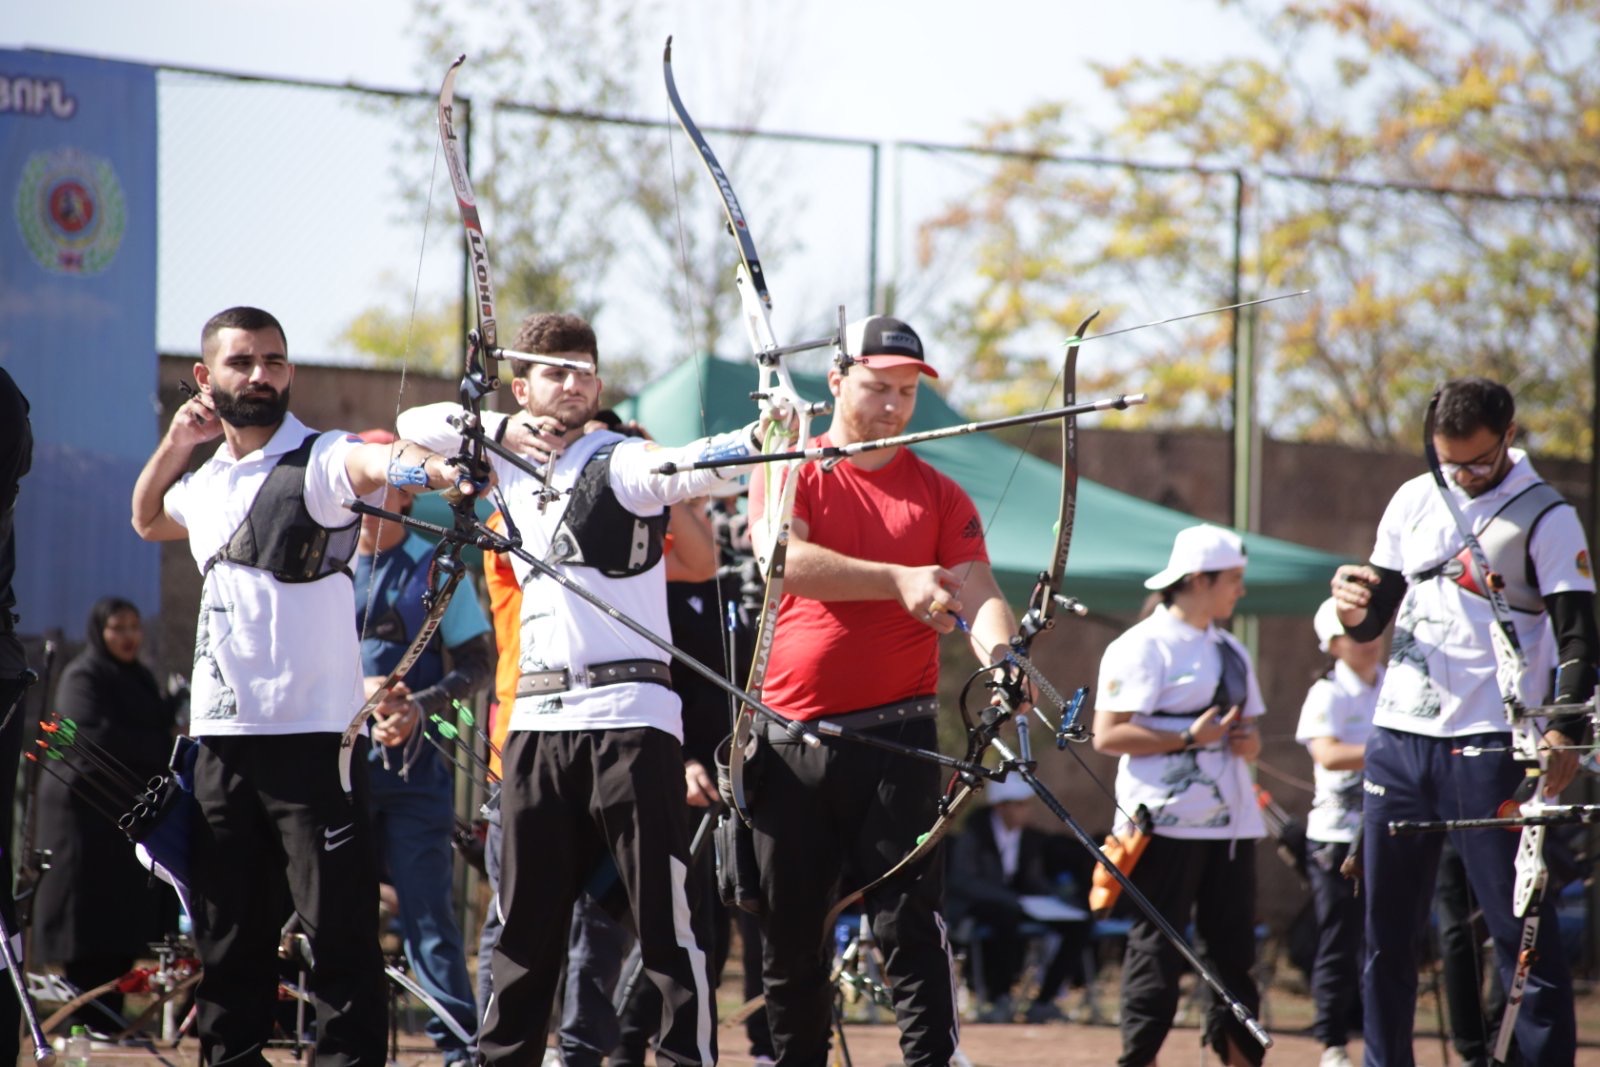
left=210, top=412, right=311, bottom=467
left=1154, top=602, right=1216, bottom=640
left=1331, top=657, right=1381, bottom=693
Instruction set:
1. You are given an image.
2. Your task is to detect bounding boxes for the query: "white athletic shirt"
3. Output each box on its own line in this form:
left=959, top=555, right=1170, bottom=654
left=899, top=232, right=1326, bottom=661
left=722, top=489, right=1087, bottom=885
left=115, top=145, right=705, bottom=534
left=1295, top=660, right=1380, bottom=843
left=164, top=415, right=379, bottom=735
left=1095, top=605, right=1267, bottom=840
left=396, top=402, right=748, bottom=739
left=1369, top=451, right=1593, bottom=737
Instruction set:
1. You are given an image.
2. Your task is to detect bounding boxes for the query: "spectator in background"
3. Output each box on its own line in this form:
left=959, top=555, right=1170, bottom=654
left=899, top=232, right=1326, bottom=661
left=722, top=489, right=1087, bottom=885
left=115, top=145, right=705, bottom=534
left=34, top=597, right=182, bottom=1033
left=1295, top=598, right=1382, bottom=1067
left=945, top=776, right=1089, bottom=1025
left=351, top=428, right=494, bottom=1063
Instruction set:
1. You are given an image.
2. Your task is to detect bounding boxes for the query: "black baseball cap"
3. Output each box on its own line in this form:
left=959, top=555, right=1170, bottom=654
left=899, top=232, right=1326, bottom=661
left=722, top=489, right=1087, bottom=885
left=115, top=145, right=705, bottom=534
left=844, top=315, right=938, bottom=379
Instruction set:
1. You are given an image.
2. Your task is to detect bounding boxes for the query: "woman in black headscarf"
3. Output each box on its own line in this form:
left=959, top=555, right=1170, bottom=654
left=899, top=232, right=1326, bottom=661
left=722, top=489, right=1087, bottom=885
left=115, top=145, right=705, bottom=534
left=33, top=597, right=180, bottom=1031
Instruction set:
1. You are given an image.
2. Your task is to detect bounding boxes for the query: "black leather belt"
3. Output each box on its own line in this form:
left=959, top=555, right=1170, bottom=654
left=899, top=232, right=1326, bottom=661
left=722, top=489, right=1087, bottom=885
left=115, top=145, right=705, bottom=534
left=760, top=696, right=938, bottom=740
left=516, top=658, right=673, bottom=697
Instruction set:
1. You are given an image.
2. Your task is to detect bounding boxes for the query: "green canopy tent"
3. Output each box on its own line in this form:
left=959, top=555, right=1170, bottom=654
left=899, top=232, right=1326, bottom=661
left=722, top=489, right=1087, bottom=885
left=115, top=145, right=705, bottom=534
left=608, top=355, right=1349, bottom=615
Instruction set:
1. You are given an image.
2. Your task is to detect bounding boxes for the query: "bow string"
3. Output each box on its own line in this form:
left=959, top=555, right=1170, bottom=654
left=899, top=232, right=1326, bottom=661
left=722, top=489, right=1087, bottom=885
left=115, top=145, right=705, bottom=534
left=337, top=56, right=493, bottom=795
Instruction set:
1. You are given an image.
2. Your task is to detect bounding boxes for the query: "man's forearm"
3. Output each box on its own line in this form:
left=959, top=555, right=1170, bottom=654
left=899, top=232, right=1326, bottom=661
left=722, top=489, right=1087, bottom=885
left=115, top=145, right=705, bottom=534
left=130, top=437, right=194, bottom=539
left=962, top=565, right=1020, bottom=666
left=1343, top=565, right=1406, bottom=642
left=782, top=539, right=900, bottom=601
left=395, top=402, right=489, bottom=455
left=412, top=634, right=495, bottom=718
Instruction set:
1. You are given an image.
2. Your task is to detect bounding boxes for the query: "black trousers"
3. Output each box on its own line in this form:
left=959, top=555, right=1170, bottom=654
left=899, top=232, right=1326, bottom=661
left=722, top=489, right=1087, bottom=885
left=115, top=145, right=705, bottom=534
left=190, top=734, right=387, bottom=1066
left=752, top=718, right=958, bottom=1067
left=1307, top=840, right=1361, bottom=1047
left=482, top=728, right=715, bottom=1067
left=1434, top=836, right=1514, bottom=1065
left=1118, top=834, right=1260, bottom=1067
left=613, top=808, right=775, bottom=1065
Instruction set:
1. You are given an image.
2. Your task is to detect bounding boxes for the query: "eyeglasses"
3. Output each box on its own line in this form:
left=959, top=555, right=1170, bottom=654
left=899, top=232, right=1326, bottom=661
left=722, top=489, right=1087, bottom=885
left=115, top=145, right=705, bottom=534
left=1439, top=434, right=1510, bottom=479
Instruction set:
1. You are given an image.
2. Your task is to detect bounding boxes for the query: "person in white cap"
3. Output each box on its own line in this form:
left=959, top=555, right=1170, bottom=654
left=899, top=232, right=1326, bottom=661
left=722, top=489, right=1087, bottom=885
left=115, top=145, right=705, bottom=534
left=748, top=314, right=1026, bottom=1067
left=1294, top=598, right=1384, bottom=1067
left=1091, top=523, right=1266, bottom=1067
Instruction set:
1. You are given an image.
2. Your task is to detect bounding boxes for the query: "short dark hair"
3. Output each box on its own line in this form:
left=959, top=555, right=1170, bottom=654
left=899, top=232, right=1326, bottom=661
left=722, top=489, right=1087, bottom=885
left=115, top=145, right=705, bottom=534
left=201, top=306, right=287, bottom=360
left=1435, top=377, right=1514, bottom=438
left=1159, top=569, right=1229, bottom=607
left=510, top=313, right=597, bottom=377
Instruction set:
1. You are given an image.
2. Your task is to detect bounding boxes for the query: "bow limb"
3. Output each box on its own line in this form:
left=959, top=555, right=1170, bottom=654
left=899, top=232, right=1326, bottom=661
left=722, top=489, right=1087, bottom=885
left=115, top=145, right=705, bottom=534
left=818, top=777, right=982, bottom=941
left=439, top=55, right=500, bottom=381
left=663, top=38, right=828, bottom=820
left=1028, top=311, right=1097, bottom=636
left=994, top=310, right=1100, bottom=739
left=338, top=56, right=495, bottom=795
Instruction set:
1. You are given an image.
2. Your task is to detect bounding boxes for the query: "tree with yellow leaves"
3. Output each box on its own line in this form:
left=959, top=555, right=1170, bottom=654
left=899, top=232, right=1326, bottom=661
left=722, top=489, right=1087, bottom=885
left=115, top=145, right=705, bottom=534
left=917, top=0, right=1600, bottom=454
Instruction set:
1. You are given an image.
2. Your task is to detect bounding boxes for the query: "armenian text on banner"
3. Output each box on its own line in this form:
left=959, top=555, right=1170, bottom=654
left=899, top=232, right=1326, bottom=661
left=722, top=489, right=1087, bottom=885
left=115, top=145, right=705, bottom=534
left=1, top=51, right=158, bottom=637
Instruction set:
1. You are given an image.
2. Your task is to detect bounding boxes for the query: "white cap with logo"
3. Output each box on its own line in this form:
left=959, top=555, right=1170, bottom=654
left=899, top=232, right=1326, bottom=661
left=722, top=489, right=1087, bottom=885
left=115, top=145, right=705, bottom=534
left=1144, top=523, right=1248, bottom=591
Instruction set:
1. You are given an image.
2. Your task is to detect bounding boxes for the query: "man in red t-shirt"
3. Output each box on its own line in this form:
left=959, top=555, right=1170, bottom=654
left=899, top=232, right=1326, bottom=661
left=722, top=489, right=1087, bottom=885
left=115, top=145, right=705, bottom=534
left=750, top=316, right=1025, bottom=1067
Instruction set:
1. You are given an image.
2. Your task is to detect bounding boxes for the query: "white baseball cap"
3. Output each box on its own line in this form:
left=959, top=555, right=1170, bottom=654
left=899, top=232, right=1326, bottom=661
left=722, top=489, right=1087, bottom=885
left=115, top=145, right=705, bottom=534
left=1144, top=524, right=1248, bottom=591
left=1313, top=597, right=1345, bottom=652
left=986, top=777, right=1034, bottom=805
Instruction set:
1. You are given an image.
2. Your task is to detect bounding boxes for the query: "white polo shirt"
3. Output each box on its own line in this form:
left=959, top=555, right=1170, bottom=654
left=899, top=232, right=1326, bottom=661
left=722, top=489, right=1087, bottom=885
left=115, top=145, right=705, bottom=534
left=1369, top=452, right=1593, bottom=737
left=1095, top=605, right=1267, bottom=841
left=1295, top=660, right=1380, bottom=843
left=396, top=402, right=749, bottom=739
left=165, top=415, right=378, bottom=735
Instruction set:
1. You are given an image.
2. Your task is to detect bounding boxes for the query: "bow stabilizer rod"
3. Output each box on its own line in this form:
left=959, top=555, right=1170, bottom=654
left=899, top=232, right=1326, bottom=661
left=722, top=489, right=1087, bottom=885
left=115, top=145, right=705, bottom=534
left=653, top=393, right=1147, bottom=475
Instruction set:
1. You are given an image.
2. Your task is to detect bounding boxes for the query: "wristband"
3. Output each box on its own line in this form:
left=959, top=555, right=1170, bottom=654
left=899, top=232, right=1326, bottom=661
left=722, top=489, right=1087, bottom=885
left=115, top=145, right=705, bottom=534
left=1178, top=727, right=1196, bottom=751
left=386, top=459, right=429, bottom=488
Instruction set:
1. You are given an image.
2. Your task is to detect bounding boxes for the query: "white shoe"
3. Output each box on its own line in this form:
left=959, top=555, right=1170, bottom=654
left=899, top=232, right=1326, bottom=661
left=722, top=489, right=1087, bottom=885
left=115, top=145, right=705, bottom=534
left=1319, top=1047, right=1352, bottom=1067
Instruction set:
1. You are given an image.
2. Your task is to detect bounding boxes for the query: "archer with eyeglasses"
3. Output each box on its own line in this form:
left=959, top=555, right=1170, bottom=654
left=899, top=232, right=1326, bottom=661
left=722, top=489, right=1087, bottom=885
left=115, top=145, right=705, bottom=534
left=1329, top=377, right=1596, bottom=1065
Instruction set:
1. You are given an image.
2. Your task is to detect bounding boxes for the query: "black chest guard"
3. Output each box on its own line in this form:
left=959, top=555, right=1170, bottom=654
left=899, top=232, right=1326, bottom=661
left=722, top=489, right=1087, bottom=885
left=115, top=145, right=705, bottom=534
left=202, top=431, right=360, bottom=583
left=546, top=440, right=668, bottom=578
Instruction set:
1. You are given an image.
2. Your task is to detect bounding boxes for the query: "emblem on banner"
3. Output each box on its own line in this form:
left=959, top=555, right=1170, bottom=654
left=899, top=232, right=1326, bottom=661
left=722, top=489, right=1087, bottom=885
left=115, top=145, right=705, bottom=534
left=14, top=146, right=127, bottom=275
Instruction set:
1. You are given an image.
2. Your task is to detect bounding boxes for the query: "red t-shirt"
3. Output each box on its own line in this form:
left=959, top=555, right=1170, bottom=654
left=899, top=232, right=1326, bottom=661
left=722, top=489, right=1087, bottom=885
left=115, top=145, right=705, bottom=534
left=758, top=438, right=988, bottom=720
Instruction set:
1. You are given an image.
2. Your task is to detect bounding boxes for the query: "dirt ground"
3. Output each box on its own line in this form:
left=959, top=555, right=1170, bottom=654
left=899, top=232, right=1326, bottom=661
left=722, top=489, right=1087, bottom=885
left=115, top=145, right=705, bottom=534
left=48, top=977, right=1600, bottom=1066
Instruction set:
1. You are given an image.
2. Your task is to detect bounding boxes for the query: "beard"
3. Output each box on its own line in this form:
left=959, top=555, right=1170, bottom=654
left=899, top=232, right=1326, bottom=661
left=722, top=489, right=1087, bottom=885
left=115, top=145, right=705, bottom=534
left=532, top=393, right=600, bottom=430
left=212, top=383, right=291, bottom=428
